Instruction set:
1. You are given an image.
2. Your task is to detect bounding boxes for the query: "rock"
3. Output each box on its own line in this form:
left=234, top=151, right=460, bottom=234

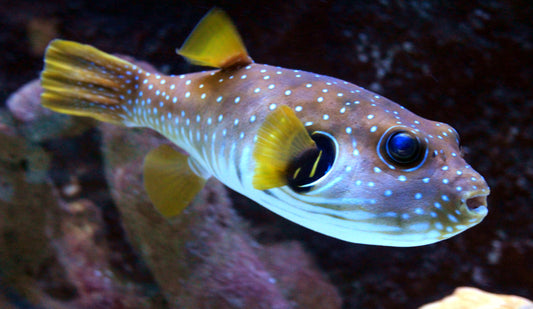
left=0, top=111, right=159, bottom=308
left=420, top=287, right=533, bottom=309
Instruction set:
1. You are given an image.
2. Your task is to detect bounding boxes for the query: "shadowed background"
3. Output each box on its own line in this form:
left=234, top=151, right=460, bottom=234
left=0, top=0, right=531, bottom=308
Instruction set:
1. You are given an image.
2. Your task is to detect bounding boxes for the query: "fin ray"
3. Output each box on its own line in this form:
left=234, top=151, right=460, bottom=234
left=143, top=145, right=207, bottom=218
left=252, top=106, right=316, bottom=190
left=40, top=39, right=139, bottom=124
left=177, top=8, right=252, bottom=69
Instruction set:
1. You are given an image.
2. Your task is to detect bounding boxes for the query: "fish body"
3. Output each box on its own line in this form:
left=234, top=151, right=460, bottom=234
left=40, top=9, right=489, bottom=246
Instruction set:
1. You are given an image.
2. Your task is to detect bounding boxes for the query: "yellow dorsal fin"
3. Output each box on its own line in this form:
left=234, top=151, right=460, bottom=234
left=252, top=106, right=317, bottom=190
left=143, top=145, right=207, bottom=218
left=177, top=8, right=252, bottom=69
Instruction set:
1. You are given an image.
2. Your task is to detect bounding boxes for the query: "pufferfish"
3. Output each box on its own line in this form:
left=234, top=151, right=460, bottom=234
left=40, top=9, right=489, bottom=247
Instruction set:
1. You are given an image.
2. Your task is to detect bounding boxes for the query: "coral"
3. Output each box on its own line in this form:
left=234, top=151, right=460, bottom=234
left=420, top=287, right=533, bottom=309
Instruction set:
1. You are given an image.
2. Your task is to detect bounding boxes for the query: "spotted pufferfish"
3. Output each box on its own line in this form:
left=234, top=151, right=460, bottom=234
left=40, top=9, right=489, bottom=247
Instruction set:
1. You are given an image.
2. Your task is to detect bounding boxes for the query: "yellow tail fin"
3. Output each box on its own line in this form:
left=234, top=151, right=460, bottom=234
left=41, top=39, right=139, bottom=124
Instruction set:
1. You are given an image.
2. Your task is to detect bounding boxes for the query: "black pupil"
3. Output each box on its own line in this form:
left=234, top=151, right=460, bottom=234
left=386, top=131, right=420, bottom=164
left=287, top=133, right=335, bottom=192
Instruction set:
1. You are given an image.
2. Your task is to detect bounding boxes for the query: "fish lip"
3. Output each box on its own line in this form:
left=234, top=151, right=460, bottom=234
left=460, top=190, right=490, bottom=217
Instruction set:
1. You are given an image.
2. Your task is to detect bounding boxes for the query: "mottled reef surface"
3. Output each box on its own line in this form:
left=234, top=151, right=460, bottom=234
left=0, top=1, right=531, bottom=308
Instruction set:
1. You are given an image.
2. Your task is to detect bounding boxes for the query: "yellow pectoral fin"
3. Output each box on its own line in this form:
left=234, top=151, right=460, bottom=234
left=252, top=106, right=316, bottom=190
left=177, top=8, right=253, bottom=69
left=143, top=145, right=206, bottom=218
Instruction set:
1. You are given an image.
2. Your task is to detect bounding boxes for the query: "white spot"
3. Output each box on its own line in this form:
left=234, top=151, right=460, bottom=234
left=456, top=170, right=463, bottom=175
left=370, top=126, right=378, bottom=132
left=185, top=92, right=190, bottom=98
left=337, top=93, right=343, bottom=97
left=340, top=107, right=346, bottom=114
left=234, top=119, right=239, bottom=126
left=434, top=202, right=442, bottom=209
left=373, top=166, right=381, bottom=173
left=295, top=106, right=303, bottom=112
left=346, top=127, right=352, bottom=134
left=422, top=178, right=430, bottom=183
left=200, top=93, right=206, bottom=99
left=442, top=166, right=449, bottom=171
left=218, top=114, right=223, bottom=122
left=263, top=75, right=270, bottom=80
left=306, top=83, right=312, bottom=88
left=367, top=114, right=375, bottom=119
left=317, top=97, right=324, bottom=103
left=173, top=97, right=178, bottom=103
left=441, top=195, right=449, bottom=201
left=268, top=84, right=275, bottom=89
left=323, top=114, right=329, bottom=120
left=254, top=88, right=261, bottom=93
left=217, top=96, right=223, bottom=102
left=456, top=186, right=462, bottom=191
left=398, top=175, right=407, bottom=182
left=384, top=190, right=393, bottom=197
left=285, top=90, right=292, bottom=96
left=185, top=80, right=191, bottom=85
left=442, top=179, right=449, bottom=184
left=322, top=88, right=328, bottom=93
left=414, top=208, right=424, bottom=215
left=269, top=103, right=277, bottom=110
left=368, top=182, right=375, bottom=187
left=234, top=96, right=240, bottom=104
left=241, top=74, right=247, bottom=79
left=448, top=214, right=458, bottom=223
left=250, top=115, right=256, bottom=123
left=414, top=193, right=422, bottom=200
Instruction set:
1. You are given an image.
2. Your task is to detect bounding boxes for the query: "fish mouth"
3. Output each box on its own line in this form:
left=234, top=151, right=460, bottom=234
left=461, top=190, right=490, bottom=218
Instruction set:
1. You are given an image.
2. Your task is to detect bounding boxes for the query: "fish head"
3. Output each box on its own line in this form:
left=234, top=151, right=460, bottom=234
left=286, top=88, right=490, bottom=246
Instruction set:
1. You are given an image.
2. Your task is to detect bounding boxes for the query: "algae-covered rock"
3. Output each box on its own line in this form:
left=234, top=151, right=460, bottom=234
left=0, top=90, right=160, bottom=308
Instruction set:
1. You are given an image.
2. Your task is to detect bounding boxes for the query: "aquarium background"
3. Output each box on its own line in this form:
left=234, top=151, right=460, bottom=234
left=0, top=0, right=531, bottom=308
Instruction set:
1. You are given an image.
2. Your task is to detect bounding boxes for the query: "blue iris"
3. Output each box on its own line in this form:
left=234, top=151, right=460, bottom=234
left=386, top=131, right=421, bottom=164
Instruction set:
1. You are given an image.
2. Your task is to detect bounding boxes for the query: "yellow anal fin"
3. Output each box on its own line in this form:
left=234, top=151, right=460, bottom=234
left=252, top=106, right=316, bottom=190
left=143, top=145, right=207, bottom=218
left=41, top=39, right=139, bottom=124
left=177, top=8, right=253, bottom=69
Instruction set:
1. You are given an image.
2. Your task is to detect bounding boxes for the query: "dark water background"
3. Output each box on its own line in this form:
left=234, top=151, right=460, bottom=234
left=0, top=0, right=531, bottom=308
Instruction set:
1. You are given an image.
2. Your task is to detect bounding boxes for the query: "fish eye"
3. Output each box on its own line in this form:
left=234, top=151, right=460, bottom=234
left=383, top=130, right=426, bottom=167
left=287, top=131, right=337, bottom=192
